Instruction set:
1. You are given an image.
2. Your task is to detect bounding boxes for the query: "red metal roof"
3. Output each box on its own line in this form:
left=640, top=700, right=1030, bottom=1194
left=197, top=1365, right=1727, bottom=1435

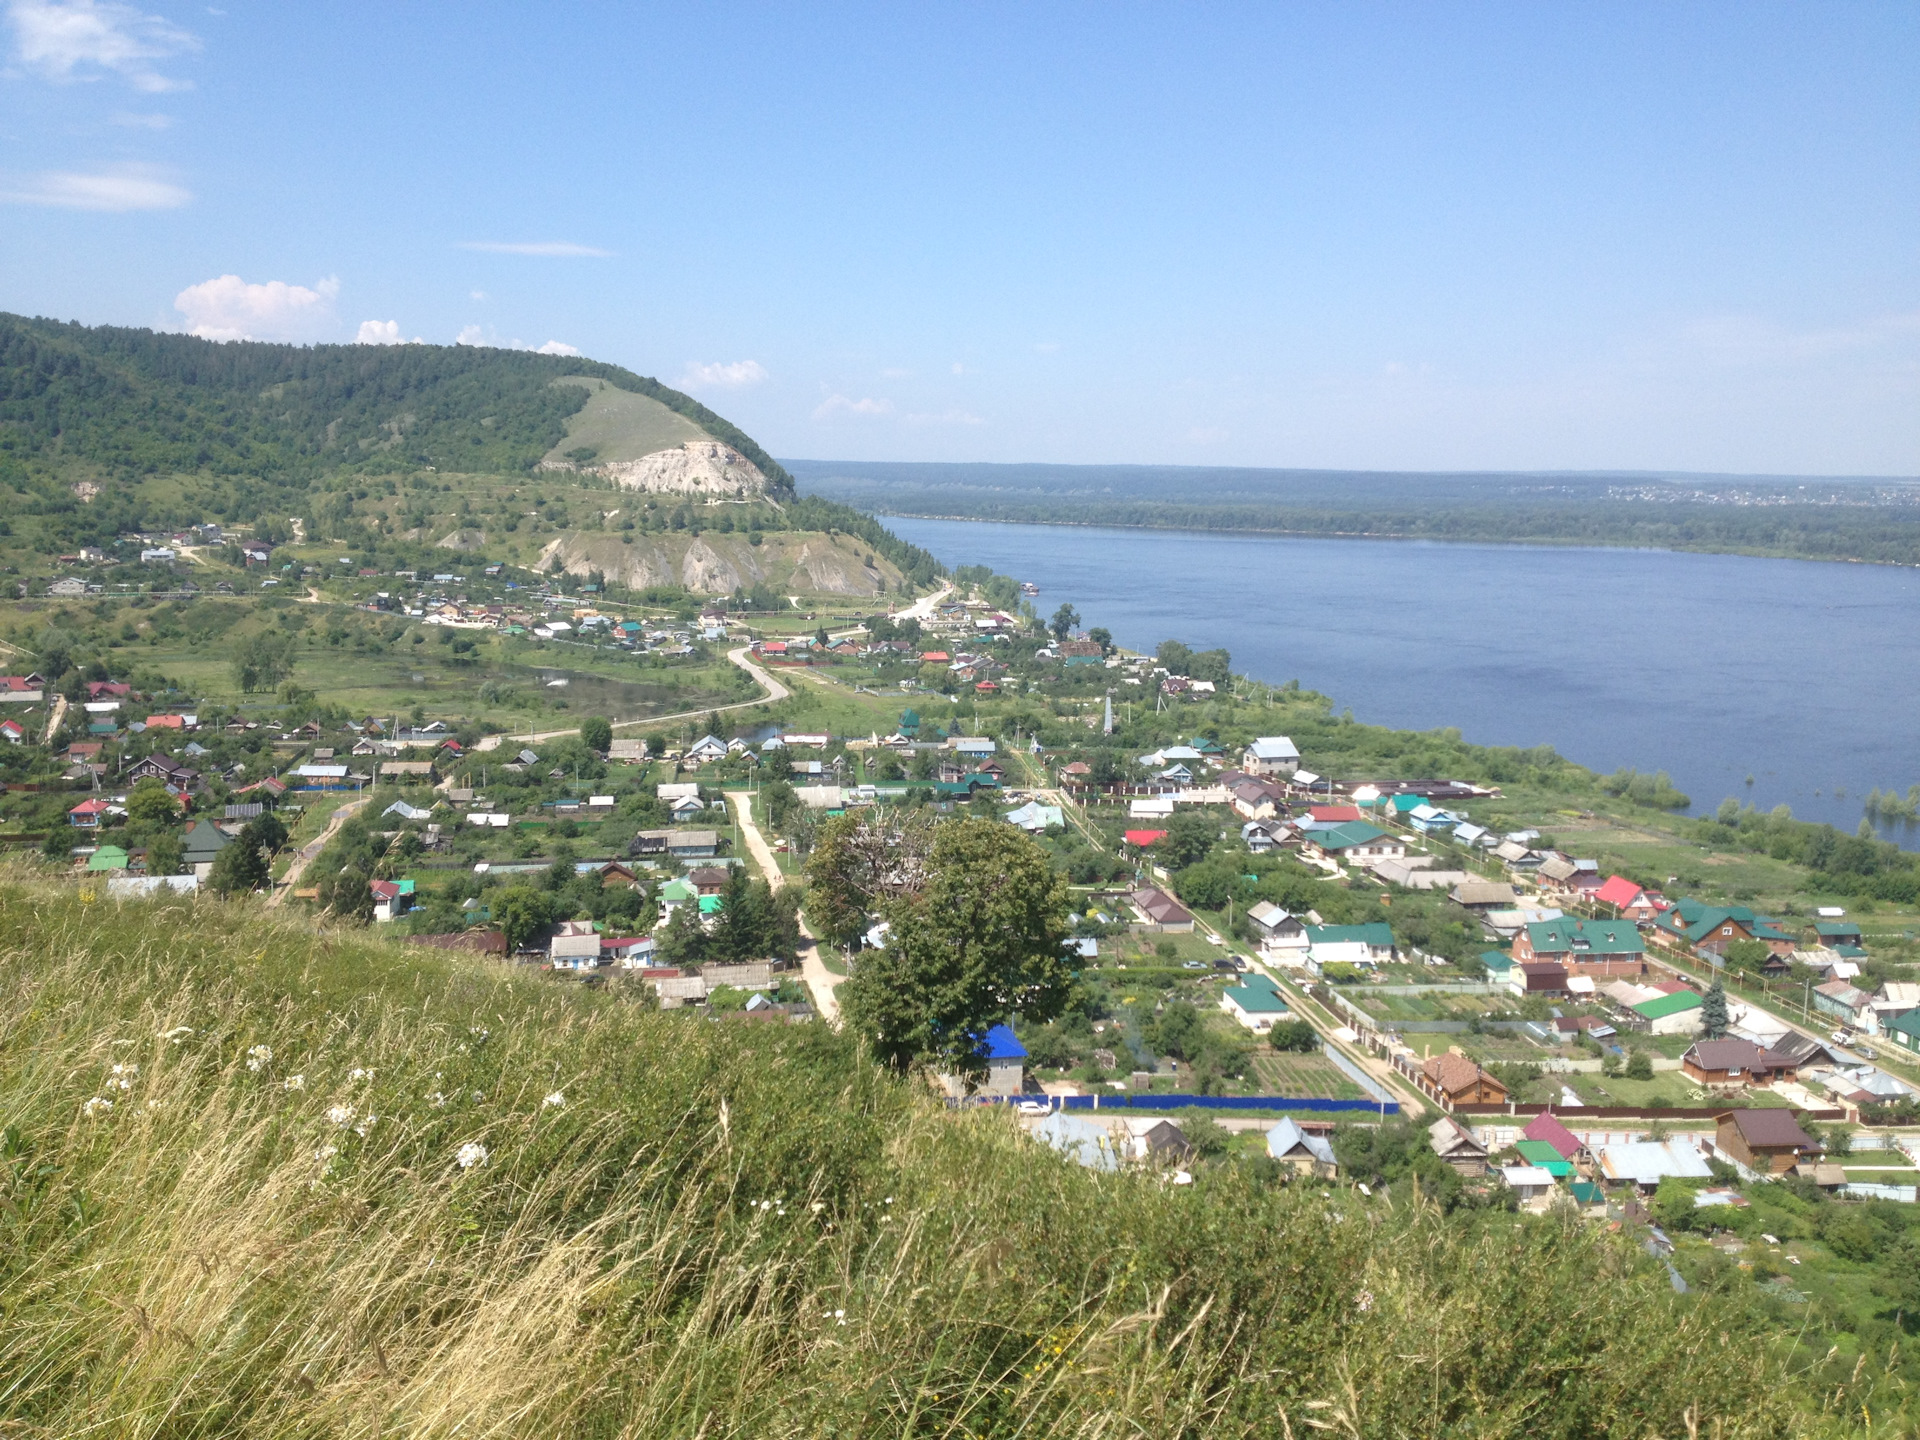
left=1594, top=875, right=1643, bottom=909
left=1309, top=805, right=1363, bottom=822
left=1123, top=829, right=1167, bottom=847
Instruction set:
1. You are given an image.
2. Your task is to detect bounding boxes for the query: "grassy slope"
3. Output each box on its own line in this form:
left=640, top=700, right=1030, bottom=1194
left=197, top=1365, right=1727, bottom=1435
left=0, top=872, right=1830, bottom=1438
left=541, top=378, right=711, bottom=466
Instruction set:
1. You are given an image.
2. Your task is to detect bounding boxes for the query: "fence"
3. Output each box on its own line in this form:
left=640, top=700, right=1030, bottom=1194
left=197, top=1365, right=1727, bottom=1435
left=1841, top=1182, right=1918, bottom=1203
left=953, top=1093, right=1398, bottom=1116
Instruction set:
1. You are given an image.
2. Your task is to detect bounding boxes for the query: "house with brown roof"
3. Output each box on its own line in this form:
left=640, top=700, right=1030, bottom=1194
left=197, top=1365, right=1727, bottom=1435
left=1682, top=1039, right=1803, bottom=1089
left=1715, top=1109, right=1818, bottom=1175
left=1127, top=886, right=1195, bottom=933
left=1417, top=1052, right=1510, bottom=1110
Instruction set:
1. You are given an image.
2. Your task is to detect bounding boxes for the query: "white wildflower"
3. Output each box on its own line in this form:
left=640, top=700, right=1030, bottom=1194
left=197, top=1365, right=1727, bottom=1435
left=145, top=1098, right=162, bottom=1112
left=246, top=1045, right=272, bottom=1072
left=284, top=1075, right=306, bottom=1092
left=811, top=1201, right=826, bottom=1214
left=1354, top=1289, right=1375, bottom=1314
left=428, top=1092, right=448, bottom=1108
left=315, top=1144, right=338, bottom=1164
left=111, top=1062, right=139, bottom=1078
left=349, top=1067, right=374, bottom=1083
left=353, top=1115, right=377, bottom=1138
left=455, top=1141, right=488, bottom=1170
left=163, top=1026, right=193, bottom=1043
left=468, top=1026, right=489, bottom=1042
left=326, top=1105, right=355, bottom=1128
left=835, top=1309, right=847, bottom=1326
left=542, top=1091, right=565, bottom=1109
left=83, top=1096, right=113, bottom=1118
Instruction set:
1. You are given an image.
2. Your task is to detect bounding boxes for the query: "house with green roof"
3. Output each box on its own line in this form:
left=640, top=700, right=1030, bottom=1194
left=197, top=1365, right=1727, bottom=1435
left=85, top=844, right=130, bottom=872
left=1300, top=821, right=1406, bottom=865
left=1513, top=1140, right=1573, bottom=1178
left=1813, top=920, right=1863, bottom=946
left=1886, top=1008, right=1920, bottom=1056
left=1653, top=898, right=1795, bottom=958
left=1630, top=988, right=1704, bottom=1036
left=1219, top=972, right=1294, bottom=1033
left=1513, top=917, right=1646, bottom=976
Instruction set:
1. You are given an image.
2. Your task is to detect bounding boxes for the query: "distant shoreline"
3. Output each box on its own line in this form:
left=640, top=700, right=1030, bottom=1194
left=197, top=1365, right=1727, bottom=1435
left=843, top=507, right=1920, bottom=570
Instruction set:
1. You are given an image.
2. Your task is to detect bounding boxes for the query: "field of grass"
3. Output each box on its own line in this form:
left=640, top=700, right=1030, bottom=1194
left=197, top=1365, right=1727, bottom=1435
left=0, top=867, right=1839, bottom=1438
left=543, top=376, right=710, bottom=464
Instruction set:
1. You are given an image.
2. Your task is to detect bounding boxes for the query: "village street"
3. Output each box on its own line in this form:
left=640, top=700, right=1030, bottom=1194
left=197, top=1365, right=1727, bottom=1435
left=727, top=788, right=843, bottom=1024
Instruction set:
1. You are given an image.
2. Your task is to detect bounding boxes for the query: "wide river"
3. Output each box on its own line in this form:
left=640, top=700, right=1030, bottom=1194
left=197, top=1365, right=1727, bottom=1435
left=886, top=517, right=1920, bottom=844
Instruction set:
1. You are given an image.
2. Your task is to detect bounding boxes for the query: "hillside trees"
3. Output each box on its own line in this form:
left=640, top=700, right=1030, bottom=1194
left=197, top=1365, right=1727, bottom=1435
left=230, top=633, right=296, bottom=694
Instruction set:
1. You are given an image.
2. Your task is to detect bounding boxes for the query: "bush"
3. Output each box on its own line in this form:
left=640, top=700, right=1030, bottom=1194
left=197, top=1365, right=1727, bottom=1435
left=1268, top=1019, right=1320, bottom=1053
left=1626, top=1051, right=1655, bottom=1081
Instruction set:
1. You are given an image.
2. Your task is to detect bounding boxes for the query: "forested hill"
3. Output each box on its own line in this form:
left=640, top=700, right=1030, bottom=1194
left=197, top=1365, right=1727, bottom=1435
left=0, top=314, right=793, bottom=493
left=788, top=458, right=1920, bottom=567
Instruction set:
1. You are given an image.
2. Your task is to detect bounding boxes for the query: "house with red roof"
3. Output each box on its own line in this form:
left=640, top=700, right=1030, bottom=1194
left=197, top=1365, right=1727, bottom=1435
left=1123, top=829, right=1168, bottom=848
left=1307, top=804, right=1364, bottom=824
left=68, top=798, right=111, bottom=828
left=918, top=650, right=950, bottom=663
left=1594, top=875, right=1667, bottom=922
left=0, top=719, right=22, bottom=744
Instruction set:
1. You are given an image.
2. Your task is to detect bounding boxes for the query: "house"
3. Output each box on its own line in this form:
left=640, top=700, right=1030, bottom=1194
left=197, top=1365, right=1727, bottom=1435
left=1513, top=1141, right=1573, bottom=1179
left=1630, top=988, right=1704, bottom=1035
left=1886, top=1008, right=1920, bottom=1057
left=1499, top=1166, right=1557, bottom=1208
left=666, top=830, right=722, bottom=859
left=1594, top=874, right=1663, bottom=921
left=1521, top=1111, right=1587, bottom=1165
left=685, top=735, right=729, bottom=765
left=0, top=719, right=22, bottom=744
left=1004, top=800, right=1064, bottom=832
left=1243, top=736, right=1300, bottom=776
left=383, top=800, right=434, bottom=822
left=1653, top=899, right=1796, bottom=958
left=1813, top=919, right=1863, bottom=949
left=549, top=922, right=604, bottom=968
left=1304, top=922, right=1395, bottom=964
left=1229, top=781, right=1283, bottom=820
left=85, top=844, right=131, bottom=872
left=668, top=795, right=707, bottom=822
left=1418, top=1052, right=1509, bottom=1109
left=1682, top=1038, right=1803, bottom=1088
left=1219, top=972, right=1292, bottom=1033
left=369, top=878, right=416, bottom=922
left=181, top=819, right=231, bottom=868
left=1478, top=950, right=1514, bottom=981
left=1512, top=917, right=1646, bottom=977
left=1300, top=822, right=1405, bottom=865
left=1306, top=804, right=1364, bottom=825
left=1246, top=901, right=1307, bottom=952
left=703, top=961, right=776, bottom=991
left=1507, top=961, right=1570, bottom=997
left=1127, top=886, right=1195, bottom=933
left=687, top=866, right=732, bottom=895
left=379, top=760, right=437, bottom=784
left=68, top=798, right=112, bottom=828
left=1241, top=819, right=1287, bottom=853
left=608, top=739, right=649, bottom=763
left=1715, top=1109, right=1818, bottom=1175
left=127, top=754, right=200, bottom=791
left=293, top=764, right=354, bottom=789
left=1265, top=1117, right=1337, bottom=1177
left=1811, top=980, right=1875, bottom=1030
left=0, top=675, right=46, bottom=703
left=1429, top=1116, right=1490, bottom=1175
left=1449, top=880, right=1518, bottom=912
left=1596, top=1139, right=1713, bottom=1191
left=978, top=1024, right=1027, bottom=1098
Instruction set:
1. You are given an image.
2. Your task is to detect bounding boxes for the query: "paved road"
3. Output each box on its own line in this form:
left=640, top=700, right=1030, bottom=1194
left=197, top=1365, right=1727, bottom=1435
left=269, top=796, right=370, bottom=907
left=726, top=789, right=843, bottom=1025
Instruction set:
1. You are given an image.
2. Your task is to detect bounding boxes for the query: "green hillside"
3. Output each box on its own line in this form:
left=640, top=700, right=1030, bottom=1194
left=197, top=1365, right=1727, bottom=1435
left=0, top=875, right=1814, bottom=1438
left=541, top=376, right=712, bottom=467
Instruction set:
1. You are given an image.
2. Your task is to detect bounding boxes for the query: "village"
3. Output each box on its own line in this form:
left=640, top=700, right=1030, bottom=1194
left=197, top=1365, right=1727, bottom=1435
left=4, top=566, right=1919, bottom=1321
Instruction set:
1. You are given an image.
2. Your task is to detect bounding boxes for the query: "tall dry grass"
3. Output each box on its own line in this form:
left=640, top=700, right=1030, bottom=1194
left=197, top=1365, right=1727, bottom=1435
left=0, top=873, right=1881, bottom=1437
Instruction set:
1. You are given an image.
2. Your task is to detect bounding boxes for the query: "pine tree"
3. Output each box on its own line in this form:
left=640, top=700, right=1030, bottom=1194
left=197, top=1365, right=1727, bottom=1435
left=1701, top=979, right=1730, bottom=1039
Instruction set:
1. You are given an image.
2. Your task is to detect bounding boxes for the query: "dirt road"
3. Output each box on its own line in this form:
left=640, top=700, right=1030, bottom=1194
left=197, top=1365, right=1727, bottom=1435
left=726, top=789, right=843, bottom=1024
left=269, top=796, right=371, bottom=907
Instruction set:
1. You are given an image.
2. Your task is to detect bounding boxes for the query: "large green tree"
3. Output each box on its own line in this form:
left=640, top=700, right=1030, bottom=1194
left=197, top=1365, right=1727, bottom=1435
left=841, top=818, right=1072, bottom=1081
left=126, top=778, right=179, bottom=828
left=207, top=836, right=269, bottom=896
left=1700, top=979, right=1730, bottom=1039
left=802, top=809, right=937, bottom=952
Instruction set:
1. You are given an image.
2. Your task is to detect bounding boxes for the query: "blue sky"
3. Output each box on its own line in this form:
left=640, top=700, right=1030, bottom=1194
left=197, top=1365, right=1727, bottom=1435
left=2, top=1, right=1915, bottom=473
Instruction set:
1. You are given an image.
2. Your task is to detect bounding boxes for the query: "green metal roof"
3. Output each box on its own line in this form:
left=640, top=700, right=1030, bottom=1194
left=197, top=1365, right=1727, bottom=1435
left=1523, top=917, right=1645, bottom=956
left=1514, top=1140, right=1573, bottom=1176
left=1479, top=949, right=1514, bottom=971
left=1306, top=922, right=1395, bottom=946
left=1223, top=984, right=1290, bottom=1014
left=1633, top=990, right=1702, bottom=1019
left=1312, top=821, right=1390, bottom=850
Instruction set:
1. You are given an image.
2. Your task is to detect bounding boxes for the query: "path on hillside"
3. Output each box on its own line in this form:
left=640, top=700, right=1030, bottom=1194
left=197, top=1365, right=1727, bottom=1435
left=727, top=789, right=843, bottom=1025
left=269, top=796, right=371, bottom=907
left=473, top=645, right=793, bottom=751
left=43, top=694, right=67, bottom=746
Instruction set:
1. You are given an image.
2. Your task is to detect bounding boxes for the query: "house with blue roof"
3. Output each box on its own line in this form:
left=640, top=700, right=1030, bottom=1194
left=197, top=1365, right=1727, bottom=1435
left=979, top=1023, right=1027, bottom=1098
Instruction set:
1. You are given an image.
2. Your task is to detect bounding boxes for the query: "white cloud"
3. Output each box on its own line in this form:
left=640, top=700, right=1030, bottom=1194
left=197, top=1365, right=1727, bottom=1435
left=680, top=359, right=767, bottom=389
left=812, top=394, right=892, bottom=421
left=174, top=273, right=338, bottom=342
left=356, top=319, right=422, bottom=346
left=7, top=0, right=200, bottom=92
left=110, top=108, right=171, bottom=127
left=903, top=408, right=986, bottom=427
left=0, top=162, right=187, bottom=209
left=457, top=240, right=612, bottom=258
left=453, top=324, right=579, bottom=356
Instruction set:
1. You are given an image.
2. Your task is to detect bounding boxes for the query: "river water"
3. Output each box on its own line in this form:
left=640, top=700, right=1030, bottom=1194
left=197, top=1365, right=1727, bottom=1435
left=884, top=517, right=1920, bottom=844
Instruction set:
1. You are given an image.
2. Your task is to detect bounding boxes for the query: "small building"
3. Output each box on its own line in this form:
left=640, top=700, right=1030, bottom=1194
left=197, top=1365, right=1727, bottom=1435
left=666, top=830, right=723, bottom=860
left=1429, top=1116, right=1490, bottom=1175
left=978, top=1023, right=1027, bottom=1098
left=1265, top=1117, right=1337, bottom=1177
left=85, top=844, right=131, bottom=872
left=1449, top=880, right=1518, bottom=912
left=369, top=878, right=416, bottom=922
left=1595, top=1139, right=1714, bottom=1192
left=379, top=760, right=437, bottom=784
left=1301, top=821, right=1407, bottom=865
left=1033, top=1112, right=1121, bottom=1171
left=1508, top=961, right=1571, bottom=998
left=1631, top=989, right=1704, bottom=1036
left=1127, top=886, right=1195, bottom=933
left=180, top=819, right=231, bottom=868
left=68, top=798, right=112, bottom=828
left=1512, top=917, right=1646, bottom=977
left=1499, top=1165, right=1556, bottom=1208
left=1303, top=922, right=1395, bottom=963
left=1246, top=901, right=1307, bottom=952
left=1810, top=981, right=1875, bottom=1031
left=1715, top=1109, right=1818, bottom=1176
left=1521, top=1111, right=1587, bottom=1165
left=1219, top=973, right=1292, bottom=1033
left=1884, top=1008, right=1920, bottom=1057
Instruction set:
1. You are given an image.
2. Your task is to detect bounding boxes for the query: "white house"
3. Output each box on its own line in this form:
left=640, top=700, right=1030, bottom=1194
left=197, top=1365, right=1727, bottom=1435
left=685, top=735, right=729, bottom=765
left=1246, top=900, right=1308, bottom=953
left=1499, top=1165, right=1557, bottom=1210
left=1243, top=736, right=1301, bottom=776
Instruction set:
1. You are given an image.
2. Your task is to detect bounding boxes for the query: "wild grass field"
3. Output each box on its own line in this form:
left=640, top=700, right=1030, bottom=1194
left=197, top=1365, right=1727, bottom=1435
left=0, top=869, right=1860, bottom=1438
